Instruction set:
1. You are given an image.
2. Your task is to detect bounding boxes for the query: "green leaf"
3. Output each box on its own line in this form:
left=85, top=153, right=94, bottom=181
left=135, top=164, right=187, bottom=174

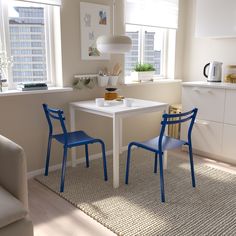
left=133, top=63, right=155, bottom=72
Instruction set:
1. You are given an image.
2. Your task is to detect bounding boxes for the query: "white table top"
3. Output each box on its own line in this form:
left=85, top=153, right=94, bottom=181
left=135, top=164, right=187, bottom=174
left=70, top=98, right=168, bottom=118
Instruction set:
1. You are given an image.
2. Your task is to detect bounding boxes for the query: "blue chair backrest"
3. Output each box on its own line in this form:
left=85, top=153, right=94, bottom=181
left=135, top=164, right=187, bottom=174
left=42, top=104, right=68, bottom=140
left=158, top=108, right=198, bottom=150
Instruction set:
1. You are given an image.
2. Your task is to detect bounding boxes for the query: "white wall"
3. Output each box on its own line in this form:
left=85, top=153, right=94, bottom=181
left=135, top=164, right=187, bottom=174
left=182, top=0, right=236, bottom=82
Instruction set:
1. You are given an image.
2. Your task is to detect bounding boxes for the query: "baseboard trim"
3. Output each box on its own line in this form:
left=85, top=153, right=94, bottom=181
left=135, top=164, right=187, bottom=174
left=27, top=146, right=129, bottom=179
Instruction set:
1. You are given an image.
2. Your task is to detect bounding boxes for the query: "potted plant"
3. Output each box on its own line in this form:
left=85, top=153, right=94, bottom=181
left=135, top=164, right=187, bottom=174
left=131, top=63, right=155, bottom=81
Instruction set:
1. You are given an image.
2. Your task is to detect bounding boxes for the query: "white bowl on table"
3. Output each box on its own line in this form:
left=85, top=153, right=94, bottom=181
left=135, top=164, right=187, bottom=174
left=95, top=98, right=105, bottom=107
left=123, top=98, right=133, bottom=107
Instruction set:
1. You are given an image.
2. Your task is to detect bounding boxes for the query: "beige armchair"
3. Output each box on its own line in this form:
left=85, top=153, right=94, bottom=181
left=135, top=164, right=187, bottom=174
left=0, top=135, right=33, bottom=236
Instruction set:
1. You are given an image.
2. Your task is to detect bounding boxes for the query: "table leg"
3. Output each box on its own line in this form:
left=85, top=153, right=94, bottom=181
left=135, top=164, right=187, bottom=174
left=119, top=118, right=123, bottom=154
left=113, top=115, right=120, bottom=188
left=69, top=106, right=76, bottom=167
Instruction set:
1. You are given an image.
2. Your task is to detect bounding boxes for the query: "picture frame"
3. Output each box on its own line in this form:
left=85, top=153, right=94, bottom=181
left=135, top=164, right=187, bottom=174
left=80, top=2, right=110, bottom=60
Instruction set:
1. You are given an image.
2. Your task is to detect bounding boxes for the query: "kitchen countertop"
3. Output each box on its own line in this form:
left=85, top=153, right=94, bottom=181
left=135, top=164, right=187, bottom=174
left=182, top=81, right=236, bottom=89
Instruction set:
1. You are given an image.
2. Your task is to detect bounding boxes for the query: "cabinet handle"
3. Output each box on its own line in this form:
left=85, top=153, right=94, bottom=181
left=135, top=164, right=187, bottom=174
left=192, top=88, right=213, bottom=94
left=192, top=87, right=200, bottom=92
left=206, top=89, right=213, bottom=94
left=195, top=119, right=209, bottom=126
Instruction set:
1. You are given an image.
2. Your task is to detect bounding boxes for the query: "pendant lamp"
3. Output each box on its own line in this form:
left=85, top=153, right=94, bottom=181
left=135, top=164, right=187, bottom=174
left=96, top=0, right=132, bottom=54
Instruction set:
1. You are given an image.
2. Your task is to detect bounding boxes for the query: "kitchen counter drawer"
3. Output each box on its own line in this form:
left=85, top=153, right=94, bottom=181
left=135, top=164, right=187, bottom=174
left=182, top=86, right=225, bottom=122
left=181, top=119, right=223, bottom=155
left=222, top=124, right=236, bottom=164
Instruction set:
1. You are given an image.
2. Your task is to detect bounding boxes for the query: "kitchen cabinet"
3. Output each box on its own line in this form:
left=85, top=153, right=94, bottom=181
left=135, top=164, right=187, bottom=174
left=190, top=120, right=223, bottom=155
left=182, top=86, right=225, bottom=122
left=182, top=81, right=236, bottom=165
left=195, top=0, right=236, bottom=38
left=222, top=124, right=236, bottom=163
left=224, top=89, right=236, bottom=125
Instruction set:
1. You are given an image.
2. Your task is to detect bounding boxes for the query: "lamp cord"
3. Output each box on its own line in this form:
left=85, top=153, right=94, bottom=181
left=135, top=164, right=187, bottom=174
left=112, top=0, right=115, bottom=35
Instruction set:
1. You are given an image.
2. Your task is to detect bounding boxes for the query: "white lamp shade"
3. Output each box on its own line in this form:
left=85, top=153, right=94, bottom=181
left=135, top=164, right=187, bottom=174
left=96, top=35, right=132, bottom=54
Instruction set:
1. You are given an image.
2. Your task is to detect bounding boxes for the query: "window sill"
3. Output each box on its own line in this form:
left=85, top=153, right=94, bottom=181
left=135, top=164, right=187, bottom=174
left=121, top=79, right=182, bottom=86
left=0, top=87, right=73, bottom=97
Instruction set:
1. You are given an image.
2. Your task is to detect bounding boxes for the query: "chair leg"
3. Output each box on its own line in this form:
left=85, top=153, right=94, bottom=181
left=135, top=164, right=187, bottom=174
left=154, top=152, right=158, bottom=174
left=100, top=141, right=108, bottom=181
left=45, top=136, right=52, bottom=176
left=125, top=144, right=133, bottom=184
left=159, top=153, right=165, bottom=203
left=85, top=144, right=89, bottom=168
left=189, top=144, right=196, bottom=187
left=60, top=147, right=68, bottom=192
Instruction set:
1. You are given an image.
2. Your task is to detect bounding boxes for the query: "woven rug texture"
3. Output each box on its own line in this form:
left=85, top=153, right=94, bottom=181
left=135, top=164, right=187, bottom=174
left=35, top=149, right=236, bottom=236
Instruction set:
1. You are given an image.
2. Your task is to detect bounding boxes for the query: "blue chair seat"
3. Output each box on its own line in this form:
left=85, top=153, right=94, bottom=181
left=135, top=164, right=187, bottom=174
left=125, top=108, right=198, bottom=203
left=53, top=131, right=99, bottom=147
left=135, top=136, right=187, bottom=153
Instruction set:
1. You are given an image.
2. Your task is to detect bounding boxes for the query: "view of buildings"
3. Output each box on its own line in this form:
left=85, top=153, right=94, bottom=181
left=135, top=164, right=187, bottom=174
left=125, top=30, right=161, bottom=76
left=9, top=6, right=47, bottom=83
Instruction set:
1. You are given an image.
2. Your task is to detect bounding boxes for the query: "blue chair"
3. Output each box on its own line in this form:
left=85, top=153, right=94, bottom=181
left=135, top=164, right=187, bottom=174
left=125, top=108, right=198, bottom=202
left=42, top=104, right=108, bottom=192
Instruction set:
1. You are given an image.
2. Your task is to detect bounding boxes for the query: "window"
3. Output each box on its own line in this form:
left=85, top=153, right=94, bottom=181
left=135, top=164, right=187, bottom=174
left=125, top=25, right=166, bottom=77
left=124, top=0, right=179, bottom=81
left=0, top=0, right=62, bottom=88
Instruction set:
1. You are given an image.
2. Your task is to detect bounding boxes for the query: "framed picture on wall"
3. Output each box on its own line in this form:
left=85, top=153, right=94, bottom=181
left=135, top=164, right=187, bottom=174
left=80, top=2, right=110, bottom=60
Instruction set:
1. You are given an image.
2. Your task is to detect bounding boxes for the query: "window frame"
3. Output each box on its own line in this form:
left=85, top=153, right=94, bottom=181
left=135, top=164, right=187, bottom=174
left=0, top=0, right=57, bottom=89
left=124, top=23, right=176, bottom=83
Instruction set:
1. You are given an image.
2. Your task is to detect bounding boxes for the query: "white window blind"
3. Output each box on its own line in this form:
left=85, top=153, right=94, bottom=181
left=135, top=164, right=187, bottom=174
left=17, top=0, right=61, bottom=6
left=125, top=0, right=179, bottom=29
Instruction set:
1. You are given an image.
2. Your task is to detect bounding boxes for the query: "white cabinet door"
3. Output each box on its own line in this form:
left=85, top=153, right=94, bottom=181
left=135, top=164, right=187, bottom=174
left=224, top=89, right=236, bottom=125
left=222, top=124, right=236, bottom=164
left=181, top=119, right=223, bottom=156
left=195, top=0, right=236, bottom=38
left=182, top=86, right=225, bottom=122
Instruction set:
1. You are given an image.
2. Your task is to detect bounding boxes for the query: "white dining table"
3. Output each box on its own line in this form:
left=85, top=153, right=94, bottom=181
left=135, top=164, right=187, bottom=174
left=69, top=98, right=169, bottom=188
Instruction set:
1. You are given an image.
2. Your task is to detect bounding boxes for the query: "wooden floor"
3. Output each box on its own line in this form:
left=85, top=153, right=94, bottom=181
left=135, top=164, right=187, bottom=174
left=28, top=180, right=116, bottom=236
left=28, top=152, right=236, bottom=236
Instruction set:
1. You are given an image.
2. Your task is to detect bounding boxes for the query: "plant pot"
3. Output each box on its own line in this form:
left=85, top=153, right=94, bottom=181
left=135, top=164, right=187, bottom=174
left=131, top=71, right=155, bottom=81
left=97, top=75, right=109, bottom=87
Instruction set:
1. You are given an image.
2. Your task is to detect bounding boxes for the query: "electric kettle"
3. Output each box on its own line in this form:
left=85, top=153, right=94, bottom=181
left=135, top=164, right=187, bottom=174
left=203, top=61, right=223, bottom=82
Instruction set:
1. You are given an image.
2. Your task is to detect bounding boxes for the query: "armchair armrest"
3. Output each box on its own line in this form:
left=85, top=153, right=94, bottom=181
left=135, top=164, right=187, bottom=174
left=0, top=135, right=28, bottom=209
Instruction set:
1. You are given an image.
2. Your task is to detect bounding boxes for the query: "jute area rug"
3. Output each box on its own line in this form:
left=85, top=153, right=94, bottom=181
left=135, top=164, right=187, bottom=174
left=35, top=149, right=236, bottom=236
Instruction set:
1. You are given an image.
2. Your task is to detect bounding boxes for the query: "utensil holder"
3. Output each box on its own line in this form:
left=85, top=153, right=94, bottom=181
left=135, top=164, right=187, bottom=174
left=97, top=76, right=109, bottom=87
left=108, top=76, right=119, bottom=86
